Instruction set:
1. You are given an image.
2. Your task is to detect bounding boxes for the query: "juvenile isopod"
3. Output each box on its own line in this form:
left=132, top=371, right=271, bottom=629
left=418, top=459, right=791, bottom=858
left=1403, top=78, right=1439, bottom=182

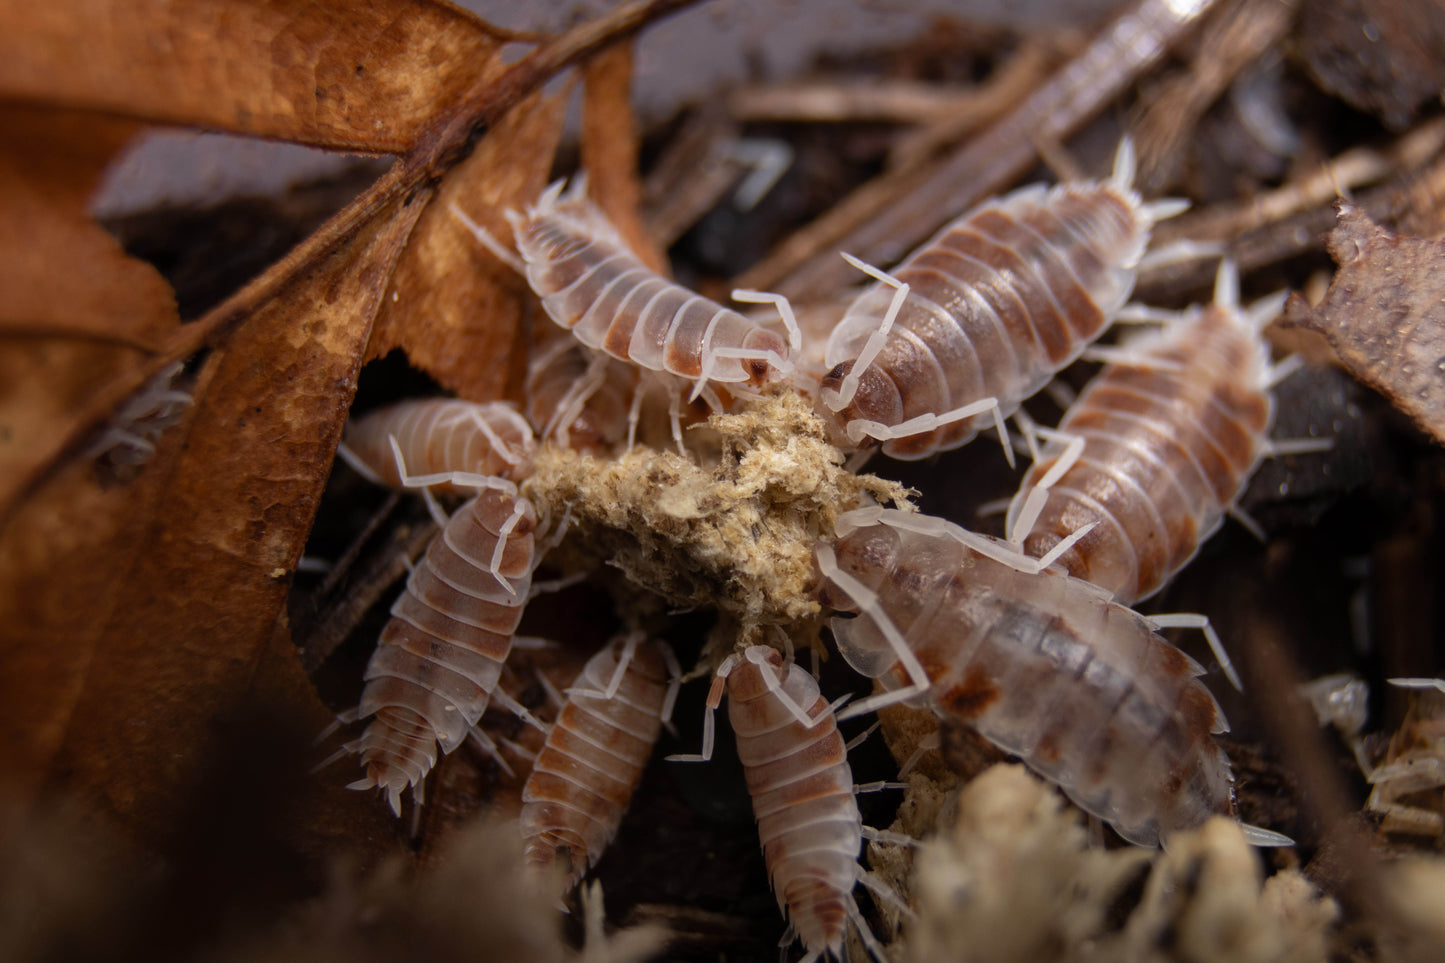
left=818, top=140, right=1184, bottom=460
left=814, top=507, right=1290, bottom=848
left=519, top=632, right=679, bottom=889
left=524, top=325, right=640, bottom=454
left=672, top=646, right=891, bottom=963
left=507, top=179, right=798, bottom=392
left=326, top=399, right=545, bottom=814
left=338, top=485, right=540, bottom=814
left=340, top=398, right=537, bottom=496
left=1004, top=261, right=1296, bottom=606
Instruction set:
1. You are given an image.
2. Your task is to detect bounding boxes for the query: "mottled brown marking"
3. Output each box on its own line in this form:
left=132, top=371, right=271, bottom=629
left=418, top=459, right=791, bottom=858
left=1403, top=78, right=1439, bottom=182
left=942, top=665, right=1000, bottom=720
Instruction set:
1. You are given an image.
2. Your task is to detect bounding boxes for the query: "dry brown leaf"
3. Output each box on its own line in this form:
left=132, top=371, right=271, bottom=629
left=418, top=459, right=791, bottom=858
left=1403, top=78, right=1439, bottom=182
left=0, top=0, right=509, bottom=153
left=0, top=185, right=426, bottom=851
left=1, top=0, right=701, bottom=528
left=1279, top=207, right=1445, bottom=447
left=367, top=92, right=567, bottom=401
left=0, top=0, right=704, bottom=860
left=0, top=104, right=179, bottom=516
left=582, top=41, right=669, bottom=275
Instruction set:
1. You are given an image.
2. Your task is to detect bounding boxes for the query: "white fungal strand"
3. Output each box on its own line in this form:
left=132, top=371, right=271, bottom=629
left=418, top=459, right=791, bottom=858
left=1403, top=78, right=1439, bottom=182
left=817, top=509, right=1233, bottom=847
left=507, top=180, right=792, bottom=386
left=343, top=399, right=537, bottom=495
left=727, top=646, right=875, bottom=962
left=348, top=488, right=537, bottom=814
left=1006, top=267, right=1278, bottom=604
left=519, top=633, right=673, bottom=889
left=820, top=145, right=1159, bottom=459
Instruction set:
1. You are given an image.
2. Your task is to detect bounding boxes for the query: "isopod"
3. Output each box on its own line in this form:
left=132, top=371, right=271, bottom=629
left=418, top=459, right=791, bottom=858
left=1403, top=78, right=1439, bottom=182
left=507, top=179, right=798, bottom=390
left=1004, top=261, right=1290, bottom=606
left=87, top=360, right=192, bottom=473
left=519, top=632, right=678, bottom=889
left=338, top=484, right=540, bottom=814
left=339, top=398, right=536, bottom=497
left=818, top=140, right=1182, bottom=460
left=672, top=646, right=889, bottom=963
left=814, top=507, right=1291, bottom=848
left=524, top=325, right=640, bottom=454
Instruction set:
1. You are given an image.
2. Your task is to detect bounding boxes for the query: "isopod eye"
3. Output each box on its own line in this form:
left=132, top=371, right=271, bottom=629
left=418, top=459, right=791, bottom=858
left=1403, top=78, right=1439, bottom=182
left=821, top=362, right=851, bottom=390
left=747, top=358, right=772, bottom=382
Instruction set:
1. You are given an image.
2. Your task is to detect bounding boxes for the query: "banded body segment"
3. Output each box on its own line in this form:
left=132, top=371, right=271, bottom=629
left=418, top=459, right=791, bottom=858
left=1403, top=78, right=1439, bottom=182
left=352, top=488, right=538, bottom=813
left=817, top=511, right=1233, bottom=847
left=344, top=399, right=536, bottom=495
left=524, top=326, right=639, bottom=454
left=520, top=635, right=671, bottom=889
left=821, top=174, right=1154, bottom=459
left=508, top=183, right=790, bottom=386
left=1007, top=299, right=1274, bottom=604
left=728, top=646, right=863, bottom=961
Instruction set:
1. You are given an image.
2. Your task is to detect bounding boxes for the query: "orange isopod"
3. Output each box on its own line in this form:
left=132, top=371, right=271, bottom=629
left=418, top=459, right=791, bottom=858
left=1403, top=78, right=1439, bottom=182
left=818, top=141, right=1181, bottom=460
left=519, top=632, right=677, bottom=889
left=1004, top=261, right=1286, bottom=605
left=342, top=486, right=539, bottom=814
left=508, top=179, right=796, bottom=390
left=673, top=646, right=888, bottom=963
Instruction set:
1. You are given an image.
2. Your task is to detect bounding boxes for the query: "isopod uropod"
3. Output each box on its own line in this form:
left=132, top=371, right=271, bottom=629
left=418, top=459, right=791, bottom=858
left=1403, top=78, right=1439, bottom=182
left=673, top=646, right=888, bottom=963
left=818, top=140, right=1181, bottom=460
left=1005, top=261, right=1288, bottom=605
left=329, top=399, right=544, bottom=814
left=814, top=507, right=1254, bottom=847
left=519, top=632, right=678, bottom=889
left=507, top=179, right=797, bottom=391
left=343, top=486, right=539, bottom=814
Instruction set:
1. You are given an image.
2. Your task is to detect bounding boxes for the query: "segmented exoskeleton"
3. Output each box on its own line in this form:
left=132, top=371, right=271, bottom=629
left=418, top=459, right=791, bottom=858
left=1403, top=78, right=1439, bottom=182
left=345, top=486, right=539, bottom=814
left=524, top=324, right=640, bottom=454
left=1004, top=262, right=1285, bottom=605
left=508, top=179, right=796, bottom=390
left=519, top=632, right=677, bottom=889
left=818, top=141, right=1179, bottom=460
left=342, top=398, right=537, bottom=496
left=330, top=399, right=544, bottom=814
left=673, top=646, right=888, bottom=963
left=815, top=507, right=1241, bottom=847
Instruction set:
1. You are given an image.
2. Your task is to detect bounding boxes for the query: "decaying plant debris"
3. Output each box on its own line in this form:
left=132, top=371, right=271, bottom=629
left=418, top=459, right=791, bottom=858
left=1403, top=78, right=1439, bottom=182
left=3, top=0, right=1445, bottom=960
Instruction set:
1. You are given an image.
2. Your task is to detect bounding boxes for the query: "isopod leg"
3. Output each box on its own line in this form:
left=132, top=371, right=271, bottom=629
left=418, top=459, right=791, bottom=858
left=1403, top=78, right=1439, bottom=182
left=731, top=288, right=802, bottom=353
left=1148, top=612, right=1242, bottom=693
left=568, top=630, right=643, bottom=700
left=385, top=434, right=519, bottom=496
left=450, top=202, right=527, bottom=274
left=845, top=394, right=1016, bottom=469
left=815, top=544, right=932, bottom=722
left=666, top=654, right=738, bottom=762
left=491, top=687, right=549, bottom=734
left=826, top=252, right=910, bottom=411
left=1007, top=426, right=1085, bottom=547
left=467, top=726, right=516, bottom=778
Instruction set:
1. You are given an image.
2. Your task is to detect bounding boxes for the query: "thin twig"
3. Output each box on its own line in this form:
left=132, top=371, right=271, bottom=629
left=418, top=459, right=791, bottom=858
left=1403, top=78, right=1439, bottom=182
left=737, top=0, right=1220, bottom=300
left=0, top=0, right=703, bottom=532
left=1131, top=0, right=1300, bottom=195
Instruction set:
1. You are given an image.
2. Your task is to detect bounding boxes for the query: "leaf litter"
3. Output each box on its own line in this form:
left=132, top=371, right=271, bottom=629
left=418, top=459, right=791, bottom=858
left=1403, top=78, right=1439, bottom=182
left=4, top=0, right=1445, bottom=961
